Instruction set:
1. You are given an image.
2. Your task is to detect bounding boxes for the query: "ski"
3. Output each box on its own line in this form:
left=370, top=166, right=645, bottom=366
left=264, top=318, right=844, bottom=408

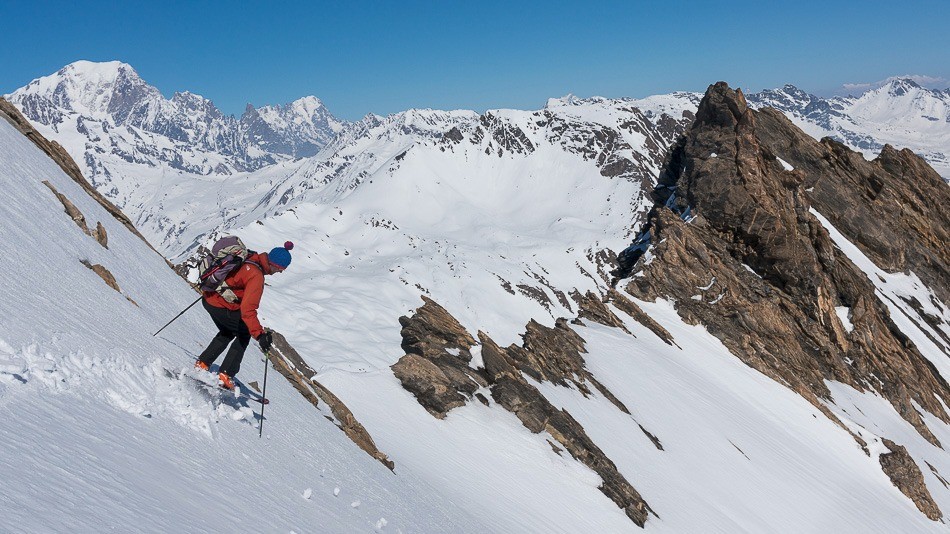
left=165, top=368, right=270, bottom=404
left=193, top=376, right=270, bottom=404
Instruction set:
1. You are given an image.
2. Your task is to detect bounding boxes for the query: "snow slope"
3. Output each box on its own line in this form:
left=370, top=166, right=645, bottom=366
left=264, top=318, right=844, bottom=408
left=0, top=117, right=480, bottom=533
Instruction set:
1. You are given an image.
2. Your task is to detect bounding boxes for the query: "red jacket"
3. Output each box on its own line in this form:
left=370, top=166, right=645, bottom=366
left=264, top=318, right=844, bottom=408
left=203, top=252, right=273, bottom=338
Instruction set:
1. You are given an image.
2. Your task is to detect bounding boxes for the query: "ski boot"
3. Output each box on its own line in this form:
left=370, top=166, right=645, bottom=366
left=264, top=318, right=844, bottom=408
left=218, top=372, right=235, bottom=391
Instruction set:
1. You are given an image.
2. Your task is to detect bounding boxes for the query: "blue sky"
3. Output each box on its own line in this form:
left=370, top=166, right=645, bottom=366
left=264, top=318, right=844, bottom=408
left=1, top=0, right=947, bottom=120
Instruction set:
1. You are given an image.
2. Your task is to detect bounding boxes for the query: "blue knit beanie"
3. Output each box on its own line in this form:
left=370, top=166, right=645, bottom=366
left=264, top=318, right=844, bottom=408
left=268, top=241, right=293, bottom=268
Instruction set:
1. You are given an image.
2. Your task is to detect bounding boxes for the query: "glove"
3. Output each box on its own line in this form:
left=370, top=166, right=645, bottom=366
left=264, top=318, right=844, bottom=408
left=258, top=331, right=273, bottom=353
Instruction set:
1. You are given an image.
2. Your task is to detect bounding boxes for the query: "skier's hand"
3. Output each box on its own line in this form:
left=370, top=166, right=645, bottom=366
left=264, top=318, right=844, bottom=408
left=258, top=331, right=273, bottom=353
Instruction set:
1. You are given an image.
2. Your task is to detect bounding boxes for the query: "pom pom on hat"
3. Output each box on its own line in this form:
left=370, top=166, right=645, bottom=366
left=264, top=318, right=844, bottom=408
left=284, top=241, right=294, bottom=250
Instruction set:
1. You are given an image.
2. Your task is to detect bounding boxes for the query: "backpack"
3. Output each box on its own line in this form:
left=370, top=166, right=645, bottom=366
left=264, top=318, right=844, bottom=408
left=197, top=236, right=251, bottom=302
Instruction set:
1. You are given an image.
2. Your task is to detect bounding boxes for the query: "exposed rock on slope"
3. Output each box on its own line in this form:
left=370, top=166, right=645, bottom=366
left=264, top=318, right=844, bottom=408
left=879, top=438, right=942, bottom=520
left=392, top=297, right=654, bottom=527
left=42, top=180, right=108, bottom=248
left=618, top=82, right=948, bottom=518
left=478, top=333, right=652, bottom=526
left=391, top=297, right=488, bottom=418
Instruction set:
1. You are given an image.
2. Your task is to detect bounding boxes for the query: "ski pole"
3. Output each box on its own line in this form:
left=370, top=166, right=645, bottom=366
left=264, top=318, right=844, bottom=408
left=259, top=350, right=270, bottom=438
left=153, top=296, right=203, bottom=337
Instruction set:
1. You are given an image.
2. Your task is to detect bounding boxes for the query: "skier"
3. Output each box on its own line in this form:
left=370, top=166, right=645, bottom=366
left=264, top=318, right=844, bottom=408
left=194, top=243, right=292, bottom=390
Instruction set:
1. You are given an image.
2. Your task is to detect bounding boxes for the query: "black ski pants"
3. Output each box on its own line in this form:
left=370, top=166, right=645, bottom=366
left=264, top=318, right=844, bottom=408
left=197, top=299, right=251, bottom=377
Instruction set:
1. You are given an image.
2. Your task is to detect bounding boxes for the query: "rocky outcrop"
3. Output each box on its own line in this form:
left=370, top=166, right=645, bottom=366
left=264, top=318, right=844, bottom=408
left=879, top=439, right=942, bottom=521
left=391, top=297, right=488, bottom=418
left=42, top=180, right=90, bottom=235
left=619, top=83, right=950, bottom=453
left=92, top=221, right=108, bottom=248
left=571, top=290, right=629, bottom=332
left=392, top=296, right=655, bottom=527
left=507, top=318, right=629, bottom=413
left=478, top=333, right=652, bottom=526
left=267, top=331, right=394, bottom=470
left=41, top=180, right=110, bottom=249
left=614, top=82, right=949, bottom=519
left=751, top=109, right=950, bottom=305
left=604, top=289, right=677, bottom=347
left=80, top=259, right=120, bottom=292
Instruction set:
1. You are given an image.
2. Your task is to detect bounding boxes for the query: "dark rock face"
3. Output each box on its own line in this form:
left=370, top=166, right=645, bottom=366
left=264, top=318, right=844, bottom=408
left=506, top=318, right=629, bottom=413
left=473, top=112, right=536, bottom=156
left=391, top=297, right=488, bottom=418
left=603, top=289, right=677, bottom=347
left=624, top=83, right=950, bottom=450
left=571, top=290, right=630, bottom=332
left=617, top=82, right=948, bottom=520
left=751, top=109, right=950, bottom=304
left=879, top=439, right=942, bottom=521
left=392, top=296, right=652, bottom=527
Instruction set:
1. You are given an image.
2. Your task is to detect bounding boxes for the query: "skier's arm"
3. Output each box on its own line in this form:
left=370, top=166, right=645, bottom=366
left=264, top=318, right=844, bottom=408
left=240, top=272, right=266, bottom=338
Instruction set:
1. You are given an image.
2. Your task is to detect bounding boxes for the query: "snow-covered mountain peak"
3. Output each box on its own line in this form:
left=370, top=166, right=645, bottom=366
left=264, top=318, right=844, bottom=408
left=14, top=59, right=155, bottom=119
left=286, top=94, right=326, bottom=115
left=883, top=77, right=923, bottom=96
left=242, top=95, right=346, bottom=158
left=545, top=93, right=582, bottom=108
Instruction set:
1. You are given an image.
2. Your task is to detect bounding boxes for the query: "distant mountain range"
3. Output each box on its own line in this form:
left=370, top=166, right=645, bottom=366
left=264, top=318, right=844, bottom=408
left=5, top=61, right=948, bottom=261
left=8, top=61, right=345, bottom=174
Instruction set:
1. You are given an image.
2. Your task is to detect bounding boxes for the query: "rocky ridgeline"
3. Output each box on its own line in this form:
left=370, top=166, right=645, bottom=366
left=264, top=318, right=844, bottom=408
left=267, top=331, right=394, bottom=470
left=392, top=296, right=678, bottom=527
left=618, top=82, right=947, bottom=519
left=442, top=105, right=694, bottom=189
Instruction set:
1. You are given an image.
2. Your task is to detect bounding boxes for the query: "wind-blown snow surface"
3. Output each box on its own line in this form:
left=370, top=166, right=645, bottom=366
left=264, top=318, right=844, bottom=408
left=0, top=118, right=479, bottom=533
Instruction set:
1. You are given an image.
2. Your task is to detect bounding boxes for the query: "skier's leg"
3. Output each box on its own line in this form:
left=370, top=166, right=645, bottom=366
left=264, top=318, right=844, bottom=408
left=198, top=300, right=237, bottom=366
left=198, top=331, right=235, bottom=365
left=219, top=315, right=251, bottom=377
